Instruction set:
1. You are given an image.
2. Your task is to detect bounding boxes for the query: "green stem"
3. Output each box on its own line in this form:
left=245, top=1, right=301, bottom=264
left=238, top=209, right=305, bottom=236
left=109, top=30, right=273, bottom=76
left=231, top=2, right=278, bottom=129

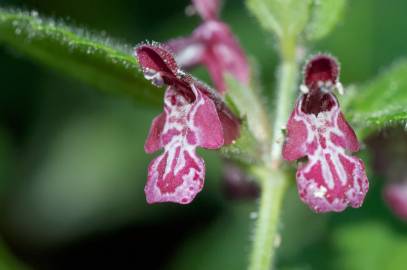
left=248, top=36, right=299, bottom=270
left=248, top=168, right=288, bottom=270
left=270, top=38, right=299, bottom=168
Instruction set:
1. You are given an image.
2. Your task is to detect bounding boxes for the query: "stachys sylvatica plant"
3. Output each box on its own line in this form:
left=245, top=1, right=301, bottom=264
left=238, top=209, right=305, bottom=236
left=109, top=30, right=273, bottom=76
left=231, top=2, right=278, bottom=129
left=1, top=0, right=407, bottom=269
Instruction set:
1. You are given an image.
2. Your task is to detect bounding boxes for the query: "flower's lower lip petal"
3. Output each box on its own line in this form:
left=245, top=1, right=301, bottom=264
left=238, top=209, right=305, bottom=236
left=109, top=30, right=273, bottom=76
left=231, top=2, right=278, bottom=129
left=297, top=155, right=369, bottom=213
left=145, top=150, right=205, bottom=204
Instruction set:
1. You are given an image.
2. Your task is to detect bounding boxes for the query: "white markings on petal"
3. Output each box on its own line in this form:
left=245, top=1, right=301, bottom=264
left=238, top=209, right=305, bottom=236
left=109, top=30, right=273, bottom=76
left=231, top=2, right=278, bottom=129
left=145, top=84, right=210, bottom=204
left=291, top=93, right=368, bottom=212
left=314, top=185, right=327, bottom=198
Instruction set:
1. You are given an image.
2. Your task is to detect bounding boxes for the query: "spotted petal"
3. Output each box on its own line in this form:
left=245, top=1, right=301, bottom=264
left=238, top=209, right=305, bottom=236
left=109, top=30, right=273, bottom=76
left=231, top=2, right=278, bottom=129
left=283, top=94, right=368, bottom=212
left=136, top=43, right=240, bottom=204
left=145, top=85, right=223, bottom=204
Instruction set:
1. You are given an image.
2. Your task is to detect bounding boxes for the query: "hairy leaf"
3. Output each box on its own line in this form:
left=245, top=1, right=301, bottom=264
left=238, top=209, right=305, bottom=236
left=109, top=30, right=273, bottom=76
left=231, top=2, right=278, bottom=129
left=225, top=75, right=271, bottom=143
left=344, top=60, right=407, bottom=139
left=306, top=0, right=347, bottom=41
left=0, top=8, right=256, bottom=164
left=246, top=0, right=311, bottom=39
left=0, top=8, right=162, bottom=105
left=220, top=120, right=262, bottom=165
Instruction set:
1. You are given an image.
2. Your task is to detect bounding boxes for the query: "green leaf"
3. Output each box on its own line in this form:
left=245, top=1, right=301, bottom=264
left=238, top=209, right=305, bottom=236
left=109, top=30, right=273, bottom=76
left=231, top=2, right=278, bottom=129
left=220, top=122, right=263, bottom=165
left=246, top=0, right=312, bottom=39
left=0, top=8, right=162, bottom=105
left=306, top=0, right=347, bottom=41
left=225, top=75, right=271, bottom=142
left=0, top=8, right=255, bottom=164
left=343, top=60, right=407, bottom=139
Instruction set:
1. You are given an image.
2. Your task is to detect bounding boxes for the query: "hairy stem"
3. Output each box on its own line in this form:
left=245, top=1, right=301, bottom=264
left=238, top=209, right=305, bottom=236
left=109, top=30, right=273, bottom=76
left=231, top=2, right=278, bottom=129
left=248, top=168, right=288, bottom=270
left=270, top=38, right=299, bottom=168
left=248, top=36, right=298, bottom=270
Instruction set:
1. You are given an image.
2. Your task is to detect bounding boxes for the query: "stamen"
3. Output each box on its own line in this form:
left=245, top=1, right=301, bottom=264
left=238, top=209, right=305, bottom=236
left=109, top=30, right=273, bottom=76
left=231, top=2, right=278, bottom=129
left=143, top=68, right=164, bottom=87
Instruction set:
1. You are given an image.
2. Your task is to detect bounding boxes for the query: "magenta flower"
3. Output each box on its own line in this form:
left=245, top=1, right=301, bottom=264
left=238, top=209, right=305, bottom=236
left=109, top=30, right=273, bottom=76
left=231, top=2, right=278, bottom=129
left=282, top=54, right=369, bottom=213
left=135, top=43, right=240, bottom=204
left=384, top=182, right=407, bottom=221
left=369, top=129, right=407, bottom=221
left=166, top=0, right=250, bottom=93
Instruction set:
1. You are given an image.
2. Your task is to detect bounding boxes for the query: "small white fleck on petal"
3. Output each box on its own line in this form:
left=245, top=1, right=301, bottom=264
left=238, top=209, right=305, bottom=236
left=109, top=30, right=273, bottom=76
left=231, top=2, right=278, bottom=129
left=314, top=185, right=327, bottom=198
left=300, top=84, right=309, bottom=94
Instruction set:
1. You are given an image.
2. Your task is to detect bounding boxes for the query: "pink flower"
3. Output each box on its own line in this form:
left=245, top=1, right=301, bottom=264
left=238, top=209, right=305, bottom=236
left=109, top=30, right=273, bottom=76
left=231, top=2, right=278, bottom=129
left=166, top=0, right=249, bottom=93
left=384, top=181, right=407, bottom=221
left=282, top=54, right=369, bottom=213
left=135, top=43, right=240, bottom=204
left=368, top=128, right=407, bottom=221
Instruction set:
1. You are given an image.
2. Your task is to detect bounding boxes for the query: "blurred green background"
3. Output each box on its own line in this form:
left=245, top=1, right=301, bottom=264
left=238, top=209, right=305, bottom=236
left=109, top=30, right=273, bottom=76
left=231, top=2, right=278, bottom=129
left=0, top=0, right=407, bottom=269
